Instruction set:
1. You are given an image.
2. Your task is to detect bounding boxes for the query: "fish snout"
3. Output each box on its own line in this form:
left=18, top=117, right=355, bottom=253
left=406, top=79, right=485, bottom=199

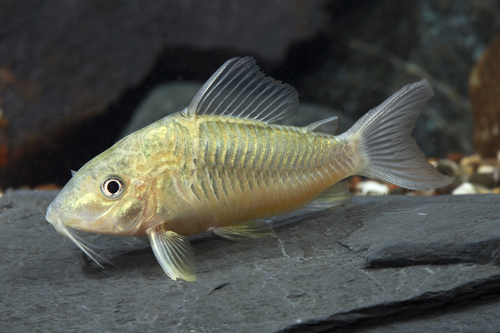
left=45, top=200, right=87, bottom=232
left=45, top=202, right=59, bottom=226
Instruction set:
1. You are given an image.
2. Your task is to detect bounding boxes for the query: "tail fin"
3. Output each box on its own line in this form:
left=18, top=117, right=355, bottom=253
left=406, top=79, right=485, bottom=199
left=340, top=80, right=453, bottom=190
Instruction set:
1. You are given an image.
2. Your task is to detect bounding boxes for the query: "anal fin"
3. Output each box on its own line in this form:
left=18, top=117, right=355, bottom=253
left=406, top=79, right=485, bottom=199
left=212, top=220, right=273, bottom=242
left=147, top=225, right=197, bottom=282
left=304, top=181, right=353, bottom=211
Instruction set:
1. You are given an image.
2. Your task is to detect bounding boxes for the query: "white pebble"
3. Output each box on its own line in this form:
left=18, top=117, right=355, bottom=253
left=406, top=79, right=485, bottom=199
left=452, top=182, right=476, bottom=195
left=356, top=180, right=390, bottom=195
left=477, top=165, right=495, bottom=174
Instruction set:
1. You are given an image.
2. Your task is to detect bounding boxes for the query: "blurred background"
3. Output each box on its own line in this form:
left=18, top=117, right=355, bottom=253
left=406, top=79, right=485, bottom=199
left=1, top=0, right=499, bottom=190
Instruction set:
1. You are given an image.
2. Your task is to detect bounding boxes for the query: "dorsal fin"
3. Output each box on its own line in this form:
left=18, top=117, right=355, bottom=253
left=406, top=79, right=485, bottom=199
left=186, top=57, right=299, bottom=123
left=306, top=116, right=341, bottom=135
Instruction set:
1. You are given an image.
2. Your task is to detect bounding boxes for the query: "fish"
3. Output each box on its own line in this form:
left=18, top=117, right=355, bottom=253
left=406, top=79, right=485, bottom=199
left=45, top=57, right=453, bottom=282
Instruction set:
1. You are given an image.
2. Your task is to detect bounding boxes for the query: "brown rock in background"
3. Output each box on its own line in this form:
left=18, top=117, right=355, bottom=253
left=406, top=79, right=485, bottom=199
left=469, top=33, right=500, bottom=158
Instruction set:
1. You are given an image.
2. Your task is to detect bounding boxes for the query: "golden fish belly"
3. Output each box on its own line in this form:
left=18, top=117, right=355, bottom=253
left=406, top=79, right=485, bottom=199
left=162, top=115, right=356, bottom=236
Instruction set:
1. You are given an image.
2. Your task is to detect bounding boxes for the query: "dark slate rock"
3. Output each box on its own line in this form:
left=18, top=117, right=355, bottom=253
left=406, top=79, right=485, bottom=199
left=338, top=195, right=500, bottom=268
left=1, top=191, right=500, bottom=332
left=364, top=296, right=500, bottom=332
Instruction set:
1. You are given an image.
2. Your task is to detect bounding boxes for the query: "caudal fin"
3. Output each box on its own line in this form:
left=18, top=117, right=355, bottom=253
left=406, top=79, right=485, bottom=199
left=340, top=80, right=453, bottom=190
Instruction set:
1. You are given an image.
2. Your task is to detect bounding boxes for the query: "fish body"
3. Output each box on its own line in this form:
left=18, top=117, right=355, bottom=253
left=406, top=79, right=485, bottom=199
left=46, top=57, right=452, bottom=281
left=139, top=113, right=354, bottom=236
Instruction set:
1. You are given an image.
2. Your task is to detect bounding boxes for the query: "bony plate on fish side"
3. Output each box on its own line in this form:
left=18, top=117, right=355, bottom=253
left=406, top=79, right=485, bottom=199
left=45, top=57, right=453, bottom=281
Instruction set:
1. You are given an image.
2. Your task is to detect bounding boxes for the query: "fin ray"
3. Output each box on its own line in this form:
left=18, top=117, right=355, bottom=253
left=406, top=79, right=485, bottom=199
left=187, top=57, right=299, bottom=123
left=304, top=181, right=352, bottom=211
left=147, top=226, right=197, bottom=282
left=340, top=80, right=453, bottom=190
left=212, top=220, right=273, bottom=242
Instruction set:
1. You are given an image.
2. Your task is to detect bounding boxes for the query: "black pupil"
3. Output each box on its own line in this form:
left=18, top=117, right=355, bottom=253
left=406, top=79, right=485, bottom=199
left=107, top=180, right=120, bottom=194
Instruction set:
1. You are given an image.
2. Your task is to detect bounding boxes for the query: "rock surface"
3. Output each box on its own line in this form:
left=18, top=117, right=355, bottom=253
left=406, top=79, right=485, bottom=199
left=1, top=191, right=500, bottom=332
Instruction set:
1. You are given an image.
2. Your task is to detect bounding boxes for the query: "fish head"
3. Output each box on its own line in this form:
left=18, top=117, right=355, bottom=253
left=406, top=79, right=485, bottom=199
left=46, top=135, right=150, bottom=238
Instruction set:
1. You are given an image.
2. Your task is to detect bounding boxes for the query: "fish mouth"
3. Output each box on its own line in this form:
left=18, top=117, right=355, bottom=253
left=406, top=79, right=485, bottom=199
left=46, top=207, right=111, bottom=269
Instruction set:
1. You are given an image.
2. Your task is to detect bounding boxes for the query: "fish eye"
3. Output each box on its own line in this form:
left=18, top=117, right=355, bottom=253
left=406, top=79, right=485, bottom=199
left=101, top=176, right=125, bottom=199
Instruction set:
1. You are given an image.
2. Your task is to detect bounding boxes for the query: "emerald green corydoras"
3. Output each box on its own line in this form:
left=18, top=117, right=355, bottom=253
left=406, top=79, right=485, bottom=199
left=46, top=57, right=452, bottom=281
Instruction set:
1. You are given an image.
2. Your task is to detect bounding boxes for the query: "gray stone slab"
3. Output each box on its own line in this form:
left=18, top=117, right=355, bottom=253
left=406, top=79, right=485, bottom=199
left=1, top=191, right=499, bottom=332
left=361, top=296, right=500, bottom=333
left=339, top=195, right=500, bottom=268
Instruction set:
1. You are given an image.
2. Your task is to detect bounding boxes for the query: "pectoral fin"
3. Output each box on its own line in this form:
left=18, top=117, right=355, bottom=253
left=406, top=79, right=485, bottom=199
left=212, top=220, right=273, bottom=242
left=147, top=225, right=197, bottom=282
left=304, top=181, right=353, bottom=211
